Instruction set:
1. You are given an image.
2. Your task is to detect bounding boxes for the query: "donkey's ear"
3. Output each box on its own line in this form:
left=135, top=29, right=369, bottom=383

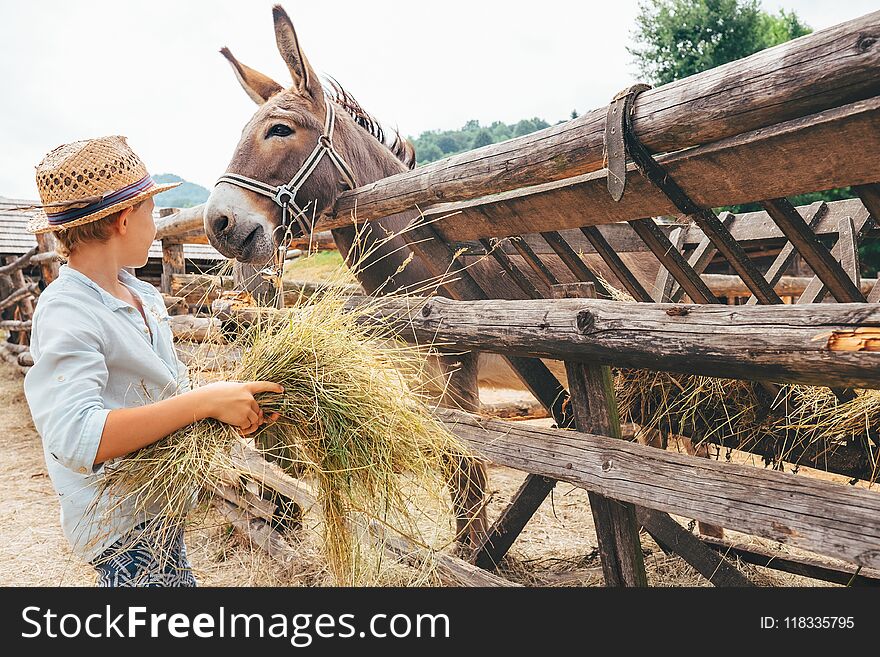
left=272, top=5, right=322, bottom=100
left=220, top=47, right=283, bottom=105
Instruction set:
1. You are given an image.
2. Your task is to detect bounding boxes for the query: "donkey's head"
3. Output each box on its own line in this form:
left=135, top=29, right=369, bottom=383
left=205, top=6, right=348, bottom=264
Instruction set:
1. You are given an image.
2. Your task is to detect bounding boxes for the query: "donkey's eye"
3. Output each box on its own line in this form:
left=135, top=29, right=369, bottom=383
left=267, top=124, right=293, bottom=138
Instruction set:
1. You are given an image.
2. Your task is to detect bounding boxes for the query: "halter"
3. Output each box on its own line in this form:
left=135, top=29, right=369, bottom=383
left=215, top=97, right=358, bottom=308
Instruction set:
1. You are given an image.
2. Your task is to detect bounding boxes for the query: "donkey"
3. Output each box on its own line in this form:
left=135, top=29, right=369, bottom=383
left=203, top=5, right=488, bottom=549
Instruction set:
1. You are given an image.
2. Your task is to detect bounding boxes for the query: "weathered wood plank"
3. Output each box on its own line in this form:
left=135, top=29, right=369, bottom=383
left=652, top=226, right=685, bottom=302
left=323, top=13, right=880, bottom=226
left=634, top=508, right=753, bottom=586
left=436, top=407, right=880, bottom=569
left=670, top=211, right=734, bottom=303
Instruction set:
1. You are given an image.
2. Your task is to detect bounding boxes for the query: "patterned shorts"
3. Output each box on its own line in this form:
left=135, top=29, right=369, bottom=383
left=92, top=521, right=197, bottom=587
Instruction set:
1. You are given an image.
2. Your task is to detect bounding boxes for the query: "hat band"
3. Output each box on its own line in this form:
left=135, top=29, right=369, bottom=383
left=46, top=174, right=156, bottom=225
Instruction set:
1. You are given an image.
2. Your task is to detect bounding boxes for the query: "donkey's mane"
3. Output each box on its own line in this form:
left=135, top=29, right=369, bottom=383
left=324, top=76, right=416, bottom=170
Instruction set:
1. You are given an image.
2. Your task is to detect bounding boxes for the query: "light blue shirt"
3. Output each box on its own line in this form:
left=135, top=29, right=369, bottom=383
left=23, top=263, right=192, bottom=562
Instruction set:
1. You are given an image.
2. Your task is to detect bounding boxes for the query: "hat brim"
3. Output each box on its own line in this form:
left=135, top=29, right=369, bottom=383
left=26, top=181, right=183, bottom=234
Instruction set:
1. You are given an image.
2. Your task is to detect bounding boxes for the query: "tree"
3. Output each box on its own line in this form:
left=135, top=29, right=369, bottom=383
left=629, top=0, right=811, bottom=85
left=471, top=129, right=494, bottom=149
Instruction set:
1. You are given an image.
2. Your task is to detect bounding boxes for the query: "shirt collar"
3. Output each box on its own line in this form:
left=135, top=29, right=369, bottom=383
left=58, top=264, right=155, bottom=312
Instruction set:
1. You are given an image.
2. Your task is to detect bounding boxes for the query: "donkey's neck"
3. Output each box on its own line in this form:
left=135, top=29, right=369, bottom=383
left=326, top=108, right=434, bottom=296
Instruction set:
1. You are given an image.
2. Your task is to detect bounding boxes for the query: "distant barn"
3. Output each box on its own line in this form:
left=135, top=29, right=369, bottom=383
left=0, top=196, right=227, bottom=288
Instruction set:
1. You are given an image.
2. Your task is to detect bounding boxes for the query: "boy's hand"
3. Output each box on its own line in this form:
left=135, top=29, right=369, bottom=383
left=193, top=380, right=283, bottom=435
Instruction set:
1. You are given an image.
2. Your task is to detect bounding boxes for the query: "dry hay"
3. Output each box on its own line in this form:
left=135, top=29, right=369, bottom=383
left=90, top=218, right=486, bottom=585
left=599, top=280, right=880, bottom=484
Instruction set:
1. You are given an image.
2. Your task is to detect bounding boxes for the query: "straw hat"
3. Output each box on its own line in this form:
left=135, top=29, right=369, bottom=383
left=23, top=135, right=181, bottom=234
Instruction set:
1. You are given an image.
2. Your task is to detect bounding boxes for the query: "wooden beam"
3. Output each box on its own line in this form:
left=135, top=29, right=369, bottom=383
left=701, top=536, right=880, bottom=586
left=798, top=206, right=875, bottom=304
left=347, top=295, right=880, bottom=389
left=509, top=237, right=560, bottom=288
left=634, top=508, right=753, bottom=587
left=670, top=211, right=735, bottom=303
left=436, top=407, right=880, bottom=570
left=580, top=226, right=652, bottom=302
left=539, top=232, right=610, bottom=297
left=838, top=215, right=861, bottom=290
left=479, top=238, right=541, bottom=299
left=399, top=97, right=880, bottom=242
left=161, top=241, right=185, bottom=295
left=745, top=201, right=827, bottom=305
left=0, top=247, right=38, bottom=277
left=763, top=198, right=865, bottom=302
left=33, top=233, right=60, bottom=284
left=561, top=283, right=647, bottom=587
left=229, top=443, right=517, bottom=586
left=629, top=219, right=717, bottom=304
left=324, top=12, right=880, bottom=226
left=652, top=226, right=686, bottom=302
left=703, top=273, right=874, bottom=299
left=401, top=220, right=573, bottom=428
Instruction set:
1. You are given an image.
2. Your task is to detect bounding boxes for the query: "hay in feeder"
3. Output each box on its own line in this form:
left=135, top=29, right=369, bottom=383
left=599, top=279, right=879, bottom=482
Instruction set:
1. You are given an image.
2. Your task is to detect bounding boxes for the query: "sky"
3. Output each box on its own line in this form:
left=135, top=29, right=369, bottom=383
left=0, top=0, right=876, bottom=199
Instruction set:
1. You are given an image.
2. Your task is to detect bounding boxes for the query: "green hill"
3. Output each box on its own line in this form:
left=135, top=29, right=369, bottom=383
left=152, top=173, right=210, bottom=208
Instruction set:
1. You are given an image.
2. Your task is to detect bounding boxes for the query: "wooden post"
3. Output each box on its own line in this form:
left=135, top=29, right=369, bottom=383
left=161, top=241, right=185, bottom=295
left=555, top=281, right=647, bottom=587
left=34, top=232, right=60, bottom=284
left=4, top=256, right=35, bottom=346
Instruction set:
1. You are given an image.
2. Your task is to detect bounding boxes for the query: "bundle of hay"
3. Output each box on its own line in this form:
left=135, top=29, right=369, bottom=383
left=93, top=235, right=475, bottom=584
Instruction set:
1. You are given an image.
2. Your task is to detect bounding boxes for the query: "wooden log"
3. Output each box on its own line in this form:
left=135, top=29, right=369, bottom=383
left=161, top=241, right=185, bottom=295
left=0, top=283, right=39, bottom=312
left=703, top=273, right=875, bottom=299
left=343, top=295, right=880, bottom=389
left=172, top=273, right=362, bottom=307
left=0, top=319, right=31, bottom=331
left=214, top=499, right=297, bottom=564
left=154, top=204, right=206, bottom=240
left=161, top=294, right=188, bottom=316
left=0, top=247, right=38, bottom=277
left=0, top=341, right=30, bottom=376
left=34, top=233, right=60, bottom=284
left=436, top=407, right=880, bottom=570
left=323, top=12, right=880, bottom=226
left=30, top=251, right=62, bottom=265
left=168, top=315, right=224, bottom=343
left=560, top=283, right=647, bottom=587
left=17, top=351, right=33, bottom=367
left=404, top=97, right=880, bottom=242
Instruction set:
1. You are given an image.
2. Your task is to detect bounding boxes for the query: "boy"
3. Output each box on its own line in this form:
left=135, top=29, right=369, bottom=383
left=20, top=135, right=282, bottom=586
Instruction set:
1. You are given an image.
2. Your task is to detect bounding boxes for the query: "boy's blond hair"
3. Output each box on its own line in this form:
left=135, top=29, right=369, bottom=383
left=53, top=200, right=145, bottom=259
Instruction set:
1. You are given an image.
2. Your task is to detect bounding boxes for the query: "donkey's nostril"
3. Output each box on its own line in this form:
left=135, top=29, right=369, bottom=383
left=213, top=215, right=230, bottom=233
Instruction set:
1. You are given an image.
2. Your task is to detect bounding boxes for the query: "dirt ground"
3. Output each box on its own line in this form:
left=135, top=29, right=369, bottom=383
left=0, top=358, right=838, bottom=587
